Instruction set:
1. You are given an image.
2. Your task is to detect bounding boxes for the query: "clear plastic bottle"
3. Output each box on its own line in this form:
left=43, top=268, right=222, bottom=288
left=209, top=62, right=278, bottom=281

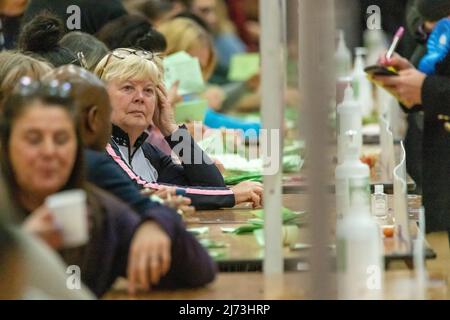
left=335, top=30, right=353, bottom=105
left=335, top=130, right=370, bottom=219
left=337, top=205, right=384, bottom=300
left=371, top=184, right=388, bottom=219
left=336, top=85, right=363, bottom=165
left=352, top=47, right=374, bottom=117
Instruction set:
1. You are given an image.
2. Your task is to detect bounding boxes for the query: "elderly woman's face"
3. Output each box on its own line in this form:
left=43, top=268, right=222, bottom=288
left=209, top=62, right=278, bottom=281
left=9, top=102, right=77, bottom=200
left=107, top=79, right=157, bottom=134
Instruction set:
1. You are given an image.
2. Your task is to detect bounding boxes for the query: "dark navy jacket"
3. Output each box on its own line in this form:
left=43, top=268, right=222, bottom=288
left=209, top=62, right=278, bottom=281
left=105, top=125, right=235, bottom=210
left=62, top=186, right=216, bottom=297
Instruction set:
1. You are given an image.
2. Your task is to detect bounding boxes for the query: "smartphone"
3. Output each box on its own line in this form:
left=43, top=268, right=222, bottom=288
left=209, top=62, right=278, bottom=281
left=364, top=65, right=399, bottom=77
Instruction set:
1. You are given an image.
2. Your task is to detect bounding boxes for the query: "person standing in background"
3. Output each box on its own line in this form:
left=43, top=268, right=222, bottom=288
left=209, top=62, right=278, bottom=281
left=22, top=0, right=126, bottom=34
left=0, top=0, right=28, bottom=50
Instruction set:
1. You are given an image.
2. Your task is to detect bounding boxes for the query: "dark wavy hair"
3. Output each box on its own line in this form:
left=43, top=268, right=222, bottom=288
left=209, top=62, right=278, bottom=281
left=96, top=14, right=167, bottom=52
left=0, top=87, right=85, bottom=215
left=18, top=11, right=79, bottom=67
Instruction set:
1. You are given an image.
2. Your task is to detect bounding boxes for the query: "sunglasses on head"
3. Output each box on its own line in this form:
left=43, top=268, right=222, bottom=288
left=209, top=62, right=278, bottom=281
left=13, top=77, right=73, bottom=98
left=97, top=48, right=155, bottom=79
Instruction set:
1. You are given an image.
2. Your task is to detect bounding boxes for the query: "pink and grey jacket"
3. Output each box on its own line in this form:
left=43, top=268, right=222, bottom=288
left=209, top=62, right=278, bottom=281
left=106, top=124, right=235, bottom=210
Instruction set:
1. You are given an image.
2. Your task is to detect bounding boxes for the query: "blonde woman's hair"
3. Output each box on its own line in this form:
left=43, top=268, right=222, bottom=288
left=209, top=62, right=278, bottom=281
left=0, top=51, right=53, bottom=105
left=94, top=49, right=164, bottom=85
left=157, top=17, right=217, bottom=80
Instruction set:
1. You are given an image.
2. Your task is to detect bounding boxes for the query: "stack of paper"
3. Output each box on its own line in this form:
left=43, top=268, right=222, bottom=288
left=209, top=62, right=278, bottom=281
left=164, top=51, right=205, bottom=95
left=228, top=53, right=260, bottom=82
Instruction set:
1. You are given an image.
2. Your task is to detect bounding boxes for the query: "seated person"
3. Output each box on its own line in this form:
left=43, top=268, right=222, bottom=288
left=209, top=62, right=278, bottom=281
left=45, top=65, right=194, bottom=214
left=0, top=51, right=52, bottom=106
left=0, top=79, right=216, bottom=296
left=94, top=47, right=263, bottom=209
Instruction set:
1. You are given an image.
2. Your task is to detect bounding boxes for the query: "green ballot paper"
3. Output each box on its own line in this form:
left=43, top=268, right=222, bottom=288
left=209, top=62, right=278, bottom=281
left=228, top=53, right=260, bottom=81
left=164, top=51, right=205, bottom=95
left=175, top=99, right=208, bottom=123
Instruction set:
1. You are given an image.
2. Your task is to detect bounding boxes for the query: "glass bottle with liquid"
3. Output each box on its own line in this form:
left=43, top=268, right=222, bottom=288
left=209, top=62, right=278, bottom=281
left=371, top=184, right=388, bottom=219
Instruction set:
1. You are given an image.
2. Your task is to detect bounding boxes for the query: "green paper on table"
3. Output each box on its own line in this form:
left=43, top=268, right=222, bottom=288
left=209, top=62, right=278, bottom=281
left=164, top=51, right=205, bottom=95
left=199, top=238, right=227, bottom=249
left=283, top=155, right=304, bottom=173
left=175, top=99, right=208, bottom=123
left=187, top=227, right=209, bottom=235
left=251, top=207, right=306, bottom=225
left=283, top=140, right=306, bottom=156
left=221, top=227, right=236, bottom=233
left=231, top=224, right=262, bottom=235
left=208, top=250, right=227, bottom=259
left=224, top=173, right=262, bottom=185
left=220, top=154, right=303, bottom=185
left=228, top=53, right=260, bottom=81
left=222, top=208, right=306, bottom=235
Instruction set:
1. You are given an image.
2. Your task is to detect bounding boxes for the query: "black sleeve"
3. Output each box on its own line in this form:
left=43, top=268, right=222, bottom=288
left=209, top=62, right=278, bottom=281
left=149, top=125, right=226, bottom=187
left=154, top=222, right=217, bottom=290
left=422, top=75, right=450, bottom=118
left=100, top=192, right=216, bottom=293
left=85, top=150, right=161, bottom=214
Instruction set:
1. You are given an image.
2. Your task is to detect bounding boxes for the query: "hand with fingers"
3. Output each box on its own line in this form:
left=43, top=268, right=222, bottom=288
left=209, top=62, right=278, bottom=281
left=165, top=195, right=195, bottom=216
left=167, top=80, right=182, bottom=107
left=153, top=83, right=179, bottom=136
left=152, top=186, right=176, bottom=200
left=22, top=205, right=64, bottom=249
left=372, top=69, right=426, bottom=108
left=378, top=51, right=414, bottom=71
left=230, top=181, right=263, bottom=209
left=127, top=221, right=172, bottom=295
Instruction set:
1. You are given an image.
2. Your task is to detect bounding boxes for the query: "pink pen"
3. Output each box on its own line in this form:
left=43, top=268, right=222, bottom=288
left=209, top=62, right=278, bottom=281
left=385, top=26, right=405, bottom=61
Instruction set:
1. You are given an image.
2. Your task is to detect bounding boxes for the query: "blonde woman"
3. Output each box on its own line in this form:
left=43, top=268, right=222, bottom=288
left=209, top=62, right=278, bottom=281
left=94, top=48, right=263, bottom=209
left=157, top=17, right=261, bottom=135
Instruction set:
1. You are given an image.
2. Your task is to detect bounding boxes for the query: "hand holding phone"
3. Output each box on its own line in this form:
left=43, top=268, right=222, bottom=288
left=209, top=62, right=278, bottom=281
left=364, top=65, right=399, bottom=77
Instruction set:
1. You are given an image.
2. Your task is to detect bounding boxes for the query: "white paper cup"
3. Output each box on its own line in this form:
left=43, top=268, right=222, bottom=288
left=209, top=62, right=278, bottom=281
left=45, top=189, right=89, bottom=248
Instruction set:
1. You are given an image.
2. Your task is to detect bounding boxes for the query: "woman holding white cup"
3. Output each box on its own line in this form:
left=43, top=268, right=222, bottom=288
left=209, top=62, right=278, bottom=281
left=0, top=77, right=216, bottom=297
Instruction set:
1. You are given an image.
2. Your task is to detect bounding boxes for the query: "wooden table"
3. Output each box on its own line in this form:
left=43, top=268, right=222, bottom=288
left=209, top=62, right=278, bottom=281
left=186, top=195, right=435, bottom=272
left=104, top=270, right=449, bottom=300
left=283, top=143, right=416, bottom=194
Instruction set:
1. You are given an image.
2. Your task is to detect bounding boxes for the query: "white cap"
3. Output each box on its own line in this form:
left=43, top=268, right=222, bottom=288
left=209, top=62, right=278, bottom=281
left=374, top=184, right=384, bottom=194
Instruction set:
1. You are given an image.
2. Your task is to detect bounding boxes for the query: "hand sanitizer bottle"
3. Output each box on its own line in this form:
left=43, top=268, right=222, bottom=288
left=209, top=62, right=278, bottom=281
left=352, top=47, right=374, bottom=117
left=336, top=86, right=362, bottom=165
left=335, top=130, right=370, bottom=219
left=335, top=30, right=352, bottom=79
left=372, top=184, right=388, bottom=219
left=335, top=30, right=353, bottom=105
left=337, top=204, right=384, bottom=300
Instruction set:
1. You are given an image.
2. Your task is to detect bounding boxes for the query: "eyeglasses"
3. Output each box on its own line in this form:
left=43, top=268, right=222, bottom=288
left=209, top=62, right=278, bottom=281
left=97, top=48, right=155, bottom=79
left=77, top=51, right=88, bottom=69
left=13, top=77, right=73, bottom=98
